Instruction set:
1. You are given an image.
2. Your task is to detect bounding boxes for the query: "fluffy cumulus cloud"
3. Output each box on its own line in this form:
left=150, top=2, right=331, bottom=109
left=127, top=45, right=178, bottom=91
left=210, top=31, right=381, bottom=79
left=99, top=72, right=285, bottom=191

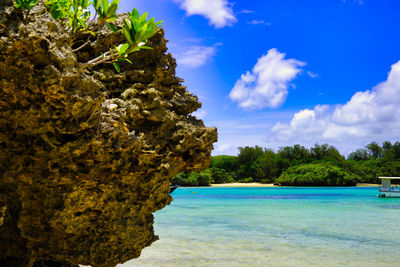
left=176, top=45, right=216, bottom=68
left=269, top=60, right=400, bottom=153
left=229, top=48, right=306, bottom=110
left=174, top=0, right=237, bottom=28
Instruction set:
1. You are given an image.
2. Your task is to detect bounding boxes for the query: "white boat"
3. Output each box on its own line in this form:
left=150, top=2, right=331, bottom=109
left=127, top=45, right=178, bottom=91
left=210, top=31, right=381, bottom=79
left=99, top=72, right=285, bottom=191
left=378, top=177, right=400, bottom=198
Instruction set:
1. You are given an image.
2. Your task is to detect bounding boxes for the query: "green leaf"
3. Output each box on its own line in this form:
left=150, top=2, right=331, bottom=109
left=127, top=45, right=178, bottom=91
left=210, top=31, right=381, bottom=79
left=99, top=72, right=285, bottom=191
left=93, top=0, right=101, bottom=9
left=102, top=0, right=109, bottom=12
left=139, top=45, right=153, bottom=50
left=139, top=12, right=148, bottom=23
left=133, top=19, right=141, bottom=34
left=87, top=30, right=96, bottom=36
left=107, top=23, right=118, bottom=33
left=148, top=17, right=155, bottom=26
left=123, top=17, right=131, bottom=29
left=106, top=16, right=117, bottom=22
left=119, top=43, right=129, bottom=55
left=128, top=23, right=137, bottom=43
left=124, top=58, right=133, bottom=64
left=71, top=1, right=77, bottom=11
left=97, top=6, right=104, bottom=18
left=121, top=25, right=134, bottom=46
left=131, top=8, right=139, bottom=20
left=77, top=17, right=86, bottom=28
left=110, top=0, right=120, bottom=10
left=107, top=2, right=118, bottom=18
left=135, top=28, right=145, bottom=43
left=15, top=0, right=39, bottom=10
left=144, top=29, right=156, bottom=39
left=113, top=62, right=120, bottom=73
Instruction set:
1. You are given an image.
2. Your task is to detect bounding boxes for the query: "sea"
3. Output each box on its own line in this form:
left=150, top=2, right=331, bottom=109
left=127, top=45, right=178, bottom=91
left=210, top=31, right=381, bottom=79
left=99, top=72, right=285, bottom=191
left=120, top=187, right=400, bottom=267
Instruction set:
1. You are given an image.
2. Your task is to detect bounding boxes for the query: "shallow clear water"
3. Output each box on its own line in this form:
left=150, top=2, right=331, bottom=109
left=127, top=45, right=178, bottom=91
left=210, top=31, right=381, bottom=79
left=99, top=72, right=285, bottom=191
left=120, top=187, right=400, bottom=267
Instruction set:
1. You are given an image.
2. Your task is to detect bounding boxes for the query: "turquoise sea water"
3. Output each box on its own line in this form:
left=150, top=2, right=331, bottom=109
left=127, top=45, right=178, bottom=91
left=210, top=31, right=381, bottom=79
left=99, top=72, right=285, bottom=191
left=120, top=187, right=400, bottom=267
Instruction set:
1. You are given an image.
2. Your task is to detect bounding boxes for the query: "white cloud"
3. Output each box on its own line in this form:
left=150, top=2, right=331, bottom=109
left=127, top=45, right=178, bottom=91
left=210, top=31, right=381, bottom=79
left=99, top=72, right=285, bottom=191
left=210, top=111, right=295, bottom=155
left=191, top=109, right=207, bottom=119
left=342, top=0, right=364, bottom=4
left=214, top=143, right=235, bottom=154
left=238, top=9, right=255, bottom=14
left=246, top=20, right=271, bottom=26
left=307, top=71, right=318, bottom=78
left=174, top=0, right=237, bottom=28
left=268, top=60, right=400, bottom=154
left=229, top=48, right=306, bottom=110
left=176, top=45, right=216, bottom=68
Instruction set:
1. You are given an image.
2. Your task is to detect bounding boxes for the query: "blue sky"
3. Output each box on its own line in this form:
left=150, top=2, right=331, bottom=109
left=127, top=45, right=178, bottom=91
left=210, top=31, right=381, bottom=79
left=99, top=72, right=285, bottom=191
left=120, top=0, right=400, bottom=155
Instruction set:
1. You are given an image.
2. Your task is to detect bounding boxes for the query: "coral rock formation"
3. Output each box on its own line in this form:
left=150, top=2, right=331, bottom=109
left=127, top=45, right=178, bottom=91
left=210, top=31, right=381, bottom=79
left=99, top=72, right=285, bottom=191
left=0, top=2, right=217, bottom=266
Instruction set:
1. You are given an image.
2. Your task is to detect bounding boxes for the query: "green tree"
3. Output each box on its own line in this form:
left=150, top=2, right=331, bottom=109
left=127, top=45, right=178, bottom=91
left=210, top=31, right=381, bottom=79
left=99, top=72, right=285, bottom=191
left=175, top=141, right=400, bottom=186
left=382, top=141, right=394, bottom=161
left=310, top=143, right=344, bottom=164
left=276, top=163, right=358, bottom=186
left=211, top=155, right=237, bottom=173
left=367, top=142, right=383, bottom=158
left=236, top=146, right=265, bottom=180
left=196, top=168, right=214, bottom=186
left=393, top=142, right=400, bottom=159
left=172, top=169, right=213, bottom=186
left=172, top=172, right=189, bottom=186
left=310, top=143, right=329, bottom=160
left=254, top=149, right=278, bottom=183
left=348, top=149, right=370, bottom=161
left=277, top=144, right=310, bottom=165
left=236, top=146, right=264, bottom=166
left=210, top=167, right=234, bottom=184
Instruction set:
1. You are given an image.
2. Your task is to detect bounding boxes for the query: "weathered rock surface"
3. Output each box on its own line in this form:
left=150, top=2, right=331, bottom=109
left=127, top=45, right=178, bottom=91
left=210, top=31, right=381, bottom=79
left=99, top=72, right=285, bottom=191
left=0, top=2, right=217, bottom=266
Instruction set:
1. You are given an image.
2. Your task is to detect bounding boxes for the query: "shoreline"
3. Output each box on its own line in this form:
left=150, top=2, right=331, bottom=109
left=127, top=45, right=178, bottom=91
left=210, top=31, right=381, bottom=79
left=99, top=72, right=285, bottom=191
left=355, top=183, right=379, bottom=187
left=190, top=182, right=380, bottom=188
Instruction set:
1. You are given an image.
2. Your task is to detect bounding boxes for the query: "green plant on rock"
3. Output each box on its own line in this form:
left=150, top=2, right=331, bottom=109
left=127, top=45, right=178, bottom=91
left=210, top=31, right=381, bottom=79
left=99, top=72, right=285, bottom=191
left=69, top=0, right=92, bottom=32
left=93, top=0, right=119, bottom=23
left=14, top=0, right=38, bottom=10
left=44, top=0, right=113, bottom=29
left=12, top=0, right=163, bottom=72
left=45, top=0, right=71, bottom=20
left=85, top=8, right=163, bottom=72
left=92, top=0, right=119, bottom=33
left=14, top=0, right=39, bottom=22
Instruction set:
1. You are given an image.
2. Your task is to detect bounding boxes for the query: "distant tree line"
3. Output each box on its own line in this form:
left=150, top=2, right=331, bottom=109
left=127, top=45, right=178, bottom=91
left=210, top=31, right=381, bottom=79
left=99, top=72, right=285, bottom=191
left=173, top=141, right=400, bottom=186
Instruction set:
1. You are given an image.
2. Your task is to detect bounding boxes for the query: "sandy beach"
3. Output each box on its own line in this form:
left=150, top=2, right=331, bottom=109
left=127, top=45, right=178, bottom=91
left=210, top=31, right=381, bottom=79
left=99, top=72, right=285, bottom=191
left=356, top=183, right=379, bottom=187
left=210, top=183, right=276, bottom=187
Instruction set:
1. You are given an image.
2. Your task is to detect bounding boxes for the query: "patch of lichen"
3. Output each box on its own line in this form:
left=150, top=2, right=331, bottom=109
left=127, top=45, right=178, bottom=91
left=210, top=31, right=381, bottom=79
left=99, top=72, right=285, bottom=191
left=0, top=2, right=217, bottom=267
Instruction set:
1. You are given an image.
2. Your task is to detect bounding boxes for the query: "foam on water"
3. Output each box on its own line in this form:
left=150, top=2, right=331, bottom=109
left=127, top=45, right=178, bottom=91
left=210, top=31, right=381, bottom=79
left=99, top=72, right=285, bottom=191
left=120, top=187, right=400, bottom=267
